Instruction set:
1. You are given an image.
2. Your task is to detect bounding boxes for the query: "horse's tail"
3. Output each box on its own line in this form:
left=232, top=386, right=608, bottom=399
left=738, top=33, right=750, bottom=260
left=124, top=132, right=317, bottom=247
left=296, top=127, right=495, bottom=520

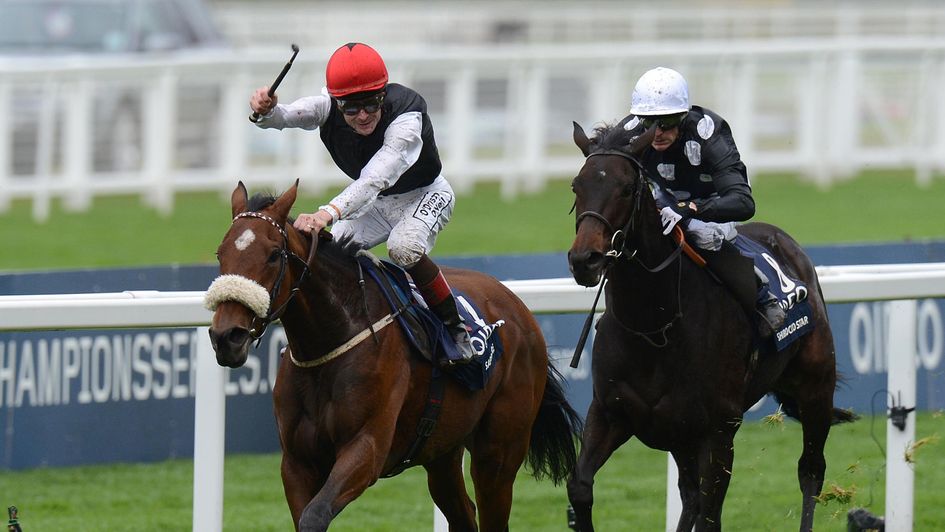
left=773, top=393, right=859, bottom=425
left=526, top=363, right=583, bottom=485
left=831, top=407, right=859, bottom=424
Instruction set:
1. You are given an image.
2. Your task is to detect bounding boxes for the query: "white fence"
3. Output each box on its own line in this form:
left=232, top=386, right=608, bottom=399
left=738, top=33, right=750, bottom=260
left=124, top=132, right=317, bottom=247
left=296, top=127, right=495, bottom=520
left=3, top=35, right=945, bottom=221
left=2, top=263, right=945, bottom=531
left=214, top=2, right=945, bottom=48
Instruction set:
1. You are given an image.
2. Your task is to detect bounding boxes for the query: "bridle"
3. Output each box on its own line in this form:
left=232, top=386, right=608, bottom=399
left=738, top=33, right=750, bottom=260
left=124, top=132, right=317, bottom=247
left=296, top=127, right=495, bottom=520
left=233, top=211, right=312, bottom=341
left=573, top=149, right=683, bottom=272
left=570, top=148, right=685, bottom=358
left=219, top=212, right=401, bottom=368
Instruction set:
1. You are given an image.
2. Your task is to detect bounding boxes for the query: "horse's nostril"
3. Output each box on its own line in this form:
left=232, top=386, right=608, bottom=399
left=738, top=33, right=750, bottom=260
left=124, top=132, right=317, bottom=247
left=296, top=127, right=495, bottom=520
left=569, top=250, right=605, bottom=272
left=226, top=327, right=250, bottom=348
left=585, top=252, right=604, bottom=270
left=569, top=250, right=591, bottom=267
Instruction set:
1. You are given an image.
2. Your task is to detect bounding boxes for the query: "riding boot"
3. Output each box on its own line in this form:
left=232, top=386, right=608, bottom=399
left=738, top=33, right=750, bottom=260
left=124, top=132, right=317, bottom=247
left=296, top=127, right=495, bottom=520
left=408, top=255, right=475, bottom=365
left=754, top=267, right=787, bottom=338
left=701, top=240, right=772, bottom=337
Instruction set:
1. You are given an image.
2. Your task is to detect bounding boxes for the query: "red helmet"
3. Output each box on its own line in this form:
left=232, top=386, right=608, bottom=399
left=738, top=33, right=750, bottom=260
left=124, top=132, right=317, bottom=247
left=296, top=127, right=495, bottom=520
left=326, top=43, right=388, bottom=98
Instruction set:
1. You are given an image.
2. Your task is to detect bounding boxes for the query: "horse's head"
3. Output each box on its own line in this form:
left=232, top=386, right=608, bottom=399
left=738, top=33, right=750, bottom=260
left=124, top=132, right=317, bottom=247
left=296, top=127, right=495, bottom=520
left=567, top=121, right=655, bottom=287
left=205, top=180, right=311, bottom=368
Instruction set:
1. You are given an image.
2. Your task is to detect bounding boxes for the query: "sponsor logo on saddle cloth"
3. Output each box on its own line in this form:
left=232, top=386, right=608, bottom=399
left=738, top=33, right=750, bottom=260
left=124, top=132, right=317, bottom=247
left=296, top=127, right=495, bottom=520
left=732, top=235, right=814, bottom=351
left=357, top=255, right=505, bottom=390
left=413, top=288, right=506, bottom=390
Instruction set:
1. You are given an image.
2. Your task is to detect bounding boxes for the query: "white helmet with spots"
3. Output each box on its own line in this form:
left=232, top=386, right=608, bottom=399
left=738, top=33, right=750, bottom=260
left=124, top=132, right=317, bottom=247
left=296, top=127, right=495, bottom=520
left=630, top=67, right=690, bottom=116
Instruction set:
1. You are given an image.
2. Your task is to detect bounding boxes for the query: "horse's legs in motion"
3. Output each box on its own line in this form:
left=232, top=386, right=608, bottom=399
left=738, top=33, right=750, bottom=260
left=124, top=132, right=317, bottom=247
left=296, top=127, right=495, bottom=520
left=297, top=434, right=392, bottom=532
left=779, top=330, right=838, bottom=531
left=423, top=446, right=477, bottom=532
left=671, top=450, right=701, bottom=532
left=792, top=361, right=836, bottom=529
left=468, top=405, right=535, bottom=531
left=281, top=453, right=325, bottom=529
left=796, top=402, right=832, bottom=532
left=692, top=426, right=738, bottom=532
left=567, top=398, right=633, bottom=532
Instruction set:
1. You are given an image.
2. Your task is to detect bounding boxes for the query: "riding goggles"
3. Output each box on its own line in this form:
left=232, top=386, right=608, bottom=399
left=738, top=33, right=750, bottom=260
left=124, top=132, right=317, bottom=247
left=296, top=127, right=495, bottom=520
left=640, top=112, right=687, bottom=131
left=336, top=93, right=385, bottom=116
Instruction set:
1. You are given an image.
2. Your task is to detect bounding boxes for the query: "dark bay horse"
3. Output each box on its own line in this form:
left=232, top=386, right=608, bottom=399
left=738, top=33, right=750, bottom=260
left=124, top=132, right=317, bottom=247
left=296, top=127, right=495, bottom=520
left=565, top=123, right=855, bottom=531
left=206, top=181, right=581, bottom=532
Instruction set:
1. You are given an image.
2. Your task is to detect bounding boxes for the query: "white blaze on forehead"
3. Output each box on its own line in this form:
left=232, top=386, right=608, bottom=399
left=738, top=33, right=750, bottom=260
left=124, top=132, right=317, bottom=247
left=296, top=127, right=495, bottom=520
left=599, top=170, right=607, bottom=178
left=234, top=229, right=256, bottom=251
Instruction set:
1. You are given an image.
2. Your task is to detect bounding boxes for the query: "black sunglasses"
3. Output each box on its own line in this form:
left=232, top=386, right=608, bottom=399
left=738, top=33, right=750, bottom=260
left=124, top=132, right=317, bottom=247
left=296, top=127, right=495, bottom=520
left=336, top=94, right=385, bottom=116
left=640, top=113, right=686, bottom=130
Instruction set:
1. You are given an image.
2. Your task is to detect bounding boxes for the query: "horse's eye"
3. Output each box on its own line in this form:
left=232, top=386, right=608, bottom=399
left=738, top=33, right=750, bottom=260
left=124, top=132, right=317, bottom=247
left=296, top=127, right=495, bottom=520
left=622, top=184, right=635, bottom=196
left=268, top=249, right=281, bottom=264
left=215, top=251, right=220, bottom=262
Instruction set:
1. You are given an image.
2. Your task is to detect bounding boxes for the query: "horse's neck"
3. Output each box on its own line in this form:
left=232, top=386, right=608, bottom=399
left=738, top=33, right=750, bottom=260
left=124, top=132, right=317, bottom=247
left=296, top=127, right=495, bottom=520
left=628, top=198, right=678, bottom=273
left=280, top=254, right=367, bottom=356
left=608, top=205, right=681, bottom=315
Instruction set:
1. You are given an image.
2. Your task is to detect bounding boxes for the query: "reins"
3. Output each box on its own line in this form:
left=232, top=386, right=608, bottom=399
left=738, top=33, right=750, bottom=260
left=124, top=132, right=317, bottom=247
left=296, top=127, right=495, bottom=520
left=234, top=212, right=312, bottom=343
left=288, top=255, right=404, bottom=368
left=232, top=212, right=401, bottom=367
left=575, top=150, right=684, bottom=270
left=569, top=149, right=685, bottom=367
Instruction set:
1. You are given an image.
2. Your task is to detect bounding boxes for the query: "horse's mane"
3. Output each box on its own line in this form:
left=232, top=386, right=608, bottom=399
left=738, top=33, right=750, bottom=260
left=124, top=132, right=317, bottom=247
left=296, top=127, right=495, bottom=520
left=246, top=191, right=278, bottom=213
left=590, top=120, right=637, bottom=152
left=246, top=192, right=364, bottom=264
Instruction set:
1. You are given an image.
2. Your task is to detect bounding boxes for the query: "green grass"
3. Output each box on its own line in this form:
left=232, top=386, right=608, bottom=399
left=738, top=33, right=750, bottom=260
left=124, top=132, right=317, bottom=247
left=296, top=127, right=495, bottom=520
left=0, top=169, right=943, bottom=272
left=1, top=413, right=941, bottom=530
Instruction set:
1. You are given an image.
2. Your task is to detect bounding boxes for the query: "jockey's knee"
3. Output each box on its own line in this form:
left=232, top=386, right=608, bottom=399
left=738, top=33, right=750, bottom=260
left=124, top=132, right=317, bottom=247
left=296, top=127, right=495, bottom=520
left=387, top=235, right=426, bottom=269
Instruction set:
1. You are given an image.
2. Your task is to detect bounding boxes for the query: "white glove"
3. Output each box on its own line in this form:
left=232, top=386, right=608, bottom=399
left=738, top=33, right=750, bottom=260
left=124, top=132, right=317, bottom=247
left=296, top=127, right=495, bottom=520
left=659, top=206, right=683, bottom=235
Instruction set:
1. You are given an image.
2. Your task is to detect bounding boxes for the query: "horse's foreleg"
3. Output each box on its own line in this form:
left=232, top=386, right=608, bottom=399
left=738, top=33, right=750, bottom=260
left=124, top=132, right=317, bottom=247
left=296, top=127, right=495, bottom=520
left=296, top=436, right=388, bottom=532
left=281, top=452, right=325, bottom=530
left=671, top=450, right=700, bottom=532
left=566, top=398, right=632, bottom=532
left=693, top=430, right=737, bottom=532
left=423, top=446, right=477, bottom=532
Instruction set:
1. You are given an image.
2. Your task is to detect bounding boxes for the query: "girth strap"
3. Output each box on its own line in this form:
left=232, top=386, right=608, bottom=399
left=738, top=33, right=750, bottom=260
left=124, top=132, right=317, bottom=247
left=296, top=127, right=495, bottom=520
left=382, top=367, right=447, bottom=478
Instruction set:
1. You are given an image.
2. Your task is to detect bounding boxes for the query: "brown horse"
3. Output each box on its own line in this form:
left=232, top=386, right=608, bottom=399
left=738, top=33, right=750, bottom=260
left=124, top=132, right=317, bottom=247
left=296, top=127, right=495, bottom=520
left=206, top=181, right=581, bottom=532
left=565, top=123, right=855, bottom=532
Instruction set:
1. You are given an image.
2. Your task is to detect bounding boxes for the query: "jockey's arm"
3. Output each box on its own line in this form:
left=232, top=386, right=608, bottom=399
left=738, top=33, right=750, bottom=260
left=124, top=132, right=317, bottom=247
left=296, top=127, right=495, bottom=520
left=690, top=127, right=755, bottom=222
left=320, top=111, right=424, bottom=223
left=252, top=89, right=332, bottom=130
left=692, top=174, right=754, bottom=222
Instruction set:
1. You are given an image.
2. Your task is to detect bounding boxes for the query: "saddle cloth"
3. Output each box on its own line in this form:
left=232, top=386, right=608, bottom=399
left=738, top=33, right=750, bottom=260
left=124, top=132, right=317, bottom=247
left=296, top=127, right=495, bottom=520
left=732, top=235, right=815, bottom=351
left=357, top=255, right=504, bottom=391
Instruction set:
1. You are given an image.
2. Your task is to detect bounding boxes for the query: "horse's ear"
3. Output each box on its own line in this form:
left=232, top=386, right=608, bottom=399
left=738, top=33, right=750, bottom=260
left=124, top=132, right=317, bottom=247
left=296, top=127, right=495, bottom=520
left=573, top=121, right=592, bottom=157
left=231, top=181, right=248, bottom=218
left=270, top=180, right=299, bottom=222
left=628, top=127, right=656, bottom=157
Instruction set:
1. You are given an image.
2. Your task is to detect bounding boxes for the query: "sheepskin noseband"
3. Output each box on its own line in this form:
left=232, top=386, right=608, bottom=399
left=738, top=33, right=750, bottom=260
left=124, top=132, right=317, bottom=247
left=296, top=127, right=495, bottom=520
left=204, top=274, right=271, bottom=318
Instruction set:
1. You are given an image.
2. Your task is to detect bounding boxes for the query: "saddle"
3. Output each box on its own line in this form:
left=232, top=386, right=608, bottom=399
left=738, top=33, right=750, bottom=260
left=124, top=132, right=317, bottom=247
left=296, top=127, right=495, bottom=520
left=673, top=228, right=814, bottom=351
left=730, top=235, right=814, bottom=350
left=356, top=253, right=504, bottom=391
